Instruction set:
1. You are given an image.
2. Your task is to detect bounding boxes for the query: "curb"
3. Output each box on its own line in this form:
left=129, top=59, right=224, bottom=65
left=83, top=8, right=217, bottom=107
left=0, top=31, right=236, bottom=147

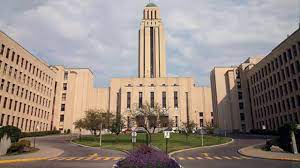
left=70, top=140, right=129, bottom=155
left=169, top=138, right=234, bottom=157
left=238, top=144, right=300, bottom=162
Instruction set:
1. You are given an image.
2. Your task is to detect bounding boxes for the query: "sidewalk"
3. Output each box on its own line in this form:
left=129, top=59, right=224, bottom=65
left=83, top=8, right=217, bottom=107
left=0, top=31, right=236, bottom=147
left=0, top=142, right=63, bottom=163
left=238, top=143, right=300, bottom=162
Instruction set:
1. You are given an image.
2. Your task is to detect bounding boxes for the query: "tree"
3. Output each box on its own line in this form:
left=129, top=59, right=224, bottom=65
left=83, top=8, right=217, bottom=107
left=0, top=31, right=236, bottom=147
left=74, top=119, right=85, bottom=141
left=182, top=121, right=196, bottom=143
left=73, top=109, right=113, bottom=136
left=110, top=117, right=125, bottom=136
left=130, top=102, right=168, bottom=144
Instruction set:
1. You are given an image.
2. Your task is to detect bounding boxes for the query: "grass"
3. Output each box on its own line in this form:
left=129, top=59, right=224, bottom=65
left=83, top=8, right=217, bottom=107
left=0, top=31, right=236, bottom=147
left=73, top=133, right=231, bottom=153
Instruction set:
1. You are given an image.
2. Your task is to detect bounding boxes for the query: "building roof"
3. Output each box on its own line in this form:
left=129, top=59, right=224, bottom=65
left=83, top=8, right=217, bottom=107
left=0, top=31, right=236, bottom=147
left=146, top=3, right=157, bottom=7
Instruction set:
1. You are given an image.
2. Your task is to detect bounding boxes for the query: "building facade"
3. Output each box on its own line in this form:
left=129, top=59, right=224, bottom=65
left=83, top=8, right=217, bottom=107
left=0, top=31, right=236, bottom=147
left=0, top=3, right=213, bottom=133
left=211, top=28, right=300, bottom=132
left=0, top=31, right=56, bottom=132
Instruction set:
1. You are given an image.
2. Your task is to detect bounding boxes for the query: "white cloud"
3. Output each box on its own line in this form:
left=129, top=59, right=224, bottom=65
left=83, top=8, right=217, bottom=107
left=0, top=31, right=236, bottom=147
left=0, top=0, right=298, bottom=87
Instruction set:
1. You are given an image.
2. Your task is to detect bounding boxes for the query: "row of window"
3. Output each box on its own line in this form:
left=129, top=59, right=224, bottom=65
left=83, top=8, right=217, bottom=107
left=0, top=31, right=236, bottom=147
left=0, top=78, right=51, bottom=108
left=0, top=113, right=49, bottom=131
left=0, top=43, right=54, bottom=85
left=126, top=91, right=179, bottom=109
left=250, top=42, right=300, bottom=84
left=253, top=79, right=299, bottom=106
left=256, top=112, right=298, bottom=130
left=254, top=95, right=300, bottom=119
left=251, top=63, right=300, bottom=96
left=0, top=60, right=53, bottom=97
left=0, top=96, right=50, bottom=120
left=126, top=83, right=179, bottom=87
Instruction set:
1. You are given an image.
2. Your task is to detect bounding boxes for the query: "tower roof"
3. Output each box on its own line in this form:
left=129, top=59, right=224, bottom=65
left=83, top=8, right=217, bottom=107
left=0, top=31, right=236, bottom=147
left=146, top=3, right=157, bottom=7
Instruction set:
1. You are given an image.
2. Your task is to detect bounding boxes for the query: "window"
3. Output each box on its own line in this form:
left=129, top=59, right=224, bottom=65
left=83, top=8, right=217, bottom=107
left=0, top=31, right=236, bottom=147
left=0, top=44, right=4, bottom=55
left=240, top=113, right=245, bottom=121
left=139, top=92, right=143, bottom=108
left=237, top=81, right=241, bottom=89
left=175, top=116, right=178, bottom=127
left=63, top=83, right=67, bottom=90
left=0, top=114, right=4, bottom=126
left=64, top=72, right=68, bottom=80
left=239, top=102, right=244, bottom=109
left=238, top=92, right=243, bottom=99
left=61, top=104, right=65, bottom=111
left=174, top=91, right=178, bottom=108
left=199, top=112, right=203, bottom=117
left=150, top=92, right=154, bottom=108
left=127, top=92, right=131, bottom=109
left=6, top=48, right=10, bottom=59
left=62, top=93, right=67, bottom=101
left=60, top=115, right=64, bottom=122
left=200, top=119, right=204, bottom=127
left=162, top=92, right=166, bottom=108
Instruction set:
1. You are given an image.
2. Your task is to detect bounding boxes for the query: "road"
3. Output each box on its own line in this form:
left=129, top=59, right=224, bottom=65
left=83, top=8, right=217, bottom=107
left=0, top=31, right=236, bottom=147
left=172, top=135, right=300, bottom=168
left=0, top=135, right=126, bottom=168
left=1, top=135, right=299, bottom=168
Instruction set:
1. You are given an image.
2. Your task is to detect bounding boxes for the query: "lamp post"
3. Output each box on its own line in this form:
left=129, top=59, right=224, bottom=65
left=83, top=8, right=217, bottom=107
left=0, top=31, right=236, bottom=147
left=34, top=125, right=40, bottom=149
left=262, top=125, right=267, bottom=143
left=131, top=131, right=137, bottom=151
left=200, top=127, right=204, bottom=147
left=99, top=122, right=102, bottom=147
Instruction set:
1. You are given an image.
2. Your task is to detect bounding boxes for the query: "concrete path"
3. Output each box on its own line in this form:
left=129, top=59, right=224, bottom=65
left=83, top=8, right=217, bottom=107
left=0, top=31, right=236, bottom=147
left=0, top=135, right=126, bottom=168
left=239, top=143, right=300, bottom=162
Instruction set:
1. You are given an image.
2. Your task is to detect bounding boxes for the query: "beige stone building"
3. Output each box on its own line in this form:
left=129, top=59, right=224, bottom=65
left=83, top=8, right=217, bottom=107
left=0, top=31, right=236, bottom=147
left=211, top=28, right=300, bottom=132
left=0, top=3, right=213, bottom=133
left=0, top=31, right=56, bottom=132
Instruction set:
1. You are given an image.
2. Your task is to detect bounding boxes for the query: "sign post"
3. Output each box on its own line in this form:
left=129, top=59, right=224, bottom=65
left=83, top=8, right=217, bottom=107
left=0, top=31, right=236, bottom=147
left=131, top=131, right=137, bottom=151
left=34, top=125, right=40, bottom=148
left=200, top=127, right=203, bottom=147
left=164, top=131, right=171, bottom=155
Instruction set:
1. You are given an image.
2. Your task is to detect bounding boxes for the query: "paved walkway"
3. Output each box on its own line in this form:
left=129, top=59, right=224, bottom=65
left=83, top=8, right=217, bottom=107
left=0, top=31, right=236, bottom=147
left=0, top=137, right=64, bottom=162
left=239, top=143, right=300, bottom=162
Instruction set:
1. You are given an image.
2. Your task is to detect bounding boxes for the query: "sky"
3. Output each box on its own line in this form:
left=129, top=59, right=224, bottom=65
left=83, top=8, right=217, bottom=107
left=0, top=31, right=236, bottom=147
left=0, top=0, right=298, bottom=87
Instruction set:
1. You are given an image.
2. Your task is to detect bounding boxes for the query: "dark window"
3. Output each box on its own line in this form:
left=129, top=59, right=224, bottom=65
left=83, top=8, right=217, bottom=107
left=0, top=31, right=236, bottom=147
left=240, top=113, right=245, bottom=121
left=293, top=45, right=298, bottom=57
left=127, top=92, right=131, bottom=109
left=0, top=44, right=4, bottom=55
left=0, top=114, right=4, bottom=126
left=174, top=91, right=178, bottom=108
left=64, top=72, right=68, bottom=80
left=60, top=115, right=64, bottom=122
left=199, top=112, right=203, bottom=117
left=63, top=83, right=67, bottom=90
left=61, top=104, right=65, bottom=111
left=162, top=92, right=166, bottom=108
left=139, top=92, right=143, bottom=108
left=238, top=92, right=243, bottom=99
left=150, top=92, right=154, bottom=108
left=6, top=48, right=10, bottom=59
left=239, top=102, right=244, bottom=109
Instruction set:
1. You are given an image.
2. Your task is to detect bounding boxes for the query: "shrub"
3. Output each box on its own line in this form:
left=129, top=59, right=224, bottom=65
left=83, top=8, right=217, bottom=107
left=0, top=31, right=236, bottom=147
left=20, top=130, right=61, bottom=138
left=7, top=140, right=31, bottom=154
left=250, top=129, right=279, bottom=136
left=278, top=123, right=299, bottom=153
left=117, top=145, right=180, bottom=168
left=0, top=126, right=21, bottom=143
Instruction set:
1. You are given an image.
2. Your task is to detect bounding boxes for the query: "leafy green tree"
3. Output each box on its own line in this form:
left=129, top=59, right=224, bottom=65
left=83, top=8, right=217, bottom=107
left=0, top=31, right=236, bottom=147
left=73, top=109, right=113, bottom=136
left=0, top=126, right=21, bottom=143
left=182, top=121, right=197, bottom=143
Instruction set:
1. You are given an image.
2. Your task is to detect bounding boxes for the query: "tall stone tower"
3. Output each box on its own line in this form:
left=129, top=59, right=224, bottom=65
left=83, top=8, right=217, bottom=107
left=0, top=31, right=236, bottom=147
left=138, top=3, right=166, bottom=78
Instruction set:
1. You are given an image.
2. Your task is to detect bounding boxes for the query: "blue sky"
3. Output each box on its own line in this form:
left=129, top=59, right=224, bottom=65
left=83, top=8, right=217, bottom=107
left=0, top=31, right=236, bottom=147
left=0, top=0, right=298, bottom=87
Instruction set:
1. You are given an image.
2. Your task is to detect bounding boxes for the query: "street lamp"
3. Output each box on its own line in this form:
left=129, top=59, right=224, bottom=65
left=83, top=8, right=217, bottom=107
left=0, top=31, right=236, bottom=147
left=34, top=125, right=40, bottom=149
left=131, top=131, right=137, bottom=151
left=262, top=125, right=267, bottom=143
left=200, top=127, right=204, bottom=147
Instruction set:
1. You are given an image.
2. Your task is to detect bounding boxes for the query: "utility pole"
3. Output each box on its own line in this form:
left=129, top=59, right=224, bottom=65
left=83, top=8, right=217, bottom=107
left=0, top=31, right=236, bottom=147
left=99, top=122, right=102, bottom=147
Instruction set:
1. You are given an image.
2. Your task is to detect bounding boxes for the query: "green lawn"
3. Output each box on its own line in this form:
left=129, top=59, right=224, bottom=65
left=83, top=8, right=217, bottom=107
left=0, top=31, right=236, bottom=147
left=73, top=133, right=231, bottom=153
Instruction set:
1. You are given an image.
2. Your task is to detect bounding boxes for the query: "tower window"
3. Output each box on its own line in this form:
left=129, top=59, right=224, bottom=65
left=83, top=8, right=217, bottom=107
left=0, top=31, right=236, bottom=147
left=150, top=92, right=154, bottom=108
left=139, top=92, right=143, bottom=108
left=174, top=91, right=178, bottom=108
left=127, top=92, right=131, bottom=109
left=162, top=92, right=166, bottom=108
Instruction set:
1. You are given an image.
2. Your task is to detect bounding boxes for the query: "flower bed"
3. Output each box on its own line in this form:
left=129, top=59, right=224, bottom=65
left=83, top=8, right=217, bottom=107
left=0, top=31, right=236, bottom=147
left=115, top=145, right=181, bottom=168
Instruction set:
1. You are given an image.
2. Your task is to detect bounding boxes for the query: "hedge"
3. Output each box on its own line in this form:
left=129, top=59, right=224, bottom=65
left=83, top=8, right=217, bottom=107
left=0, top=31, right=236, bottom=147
left=21, top=130, right=61, bottom=138
left=0, top=126, right=21, bottom=143
left=249, top=129, right=279, bottom=136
